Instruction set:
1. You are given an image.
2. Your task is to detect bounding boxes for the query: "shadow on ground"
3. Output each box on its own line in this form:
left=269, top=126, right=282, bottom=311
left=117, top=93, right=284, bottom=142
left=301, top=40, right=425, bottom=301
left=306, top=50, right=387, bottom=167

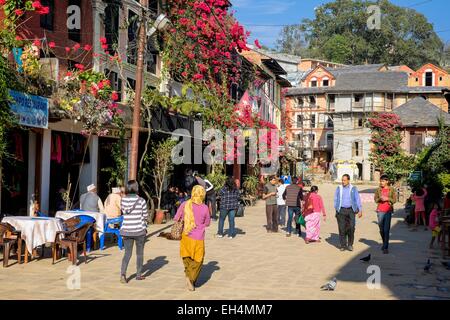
left=196, top=261, right=220, bottom=287
left=331, top=208, right=450, bottom=300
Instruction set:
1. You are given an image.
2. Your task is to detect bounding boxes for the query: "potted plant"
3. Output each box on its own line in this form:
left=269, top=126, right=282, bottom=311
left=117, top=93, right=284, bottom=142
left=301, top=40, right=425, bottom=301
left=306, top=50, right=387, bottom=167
left=149, top=138, right=177, bottom=224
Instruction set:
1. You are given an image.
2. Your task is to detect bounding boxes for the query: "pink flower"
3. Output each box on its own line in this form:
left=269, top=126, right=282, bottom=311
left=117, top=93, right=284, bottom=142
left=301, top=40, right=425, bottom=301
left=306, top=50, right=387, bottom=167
left=37, top=6, right=49, bottom=15
left=33, top=39, right=41, bottom=47
left=99, top=37, right=107, bottom=44
left=15, top=35, right=23, bottom=41
left=181, top=71, right=188, bottom=78
left=254, top=39, right=262, bottom=49
left=32, top=1, right=42, bottom=8
left=66, top=71, right=73, bottom=77
left=48, top=41, right=56, bottom=48
left=83, top=44, right=92, bottom=51
left=193, top=73, right=204, bottom=80
left=65, top=47, right=71, bottom=53
left=15, top=9, right=24, bottom=16
left=0, top=0, right=6, bottom=5
left=111, top=91, right=119, bottom=101
left=73, top=43, right=81, bottom=51
left=74, top=63, right=85, bottom=70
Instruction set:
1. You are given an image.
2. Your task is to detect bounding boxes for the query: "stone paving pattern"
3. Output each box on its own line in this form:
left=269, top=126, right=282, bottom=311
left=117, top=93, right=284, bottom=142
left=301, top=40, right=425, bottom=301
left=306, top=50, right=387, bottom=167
left=1, top=183, right=450, bottom=300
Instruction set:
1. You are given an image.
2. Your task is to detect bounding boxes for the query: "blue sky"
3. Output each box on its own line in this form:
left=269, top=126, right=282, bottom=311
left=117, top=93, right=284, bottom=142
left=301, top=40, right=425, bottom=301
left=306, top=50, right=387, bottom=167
left=232, top=0, right=450, bottom=49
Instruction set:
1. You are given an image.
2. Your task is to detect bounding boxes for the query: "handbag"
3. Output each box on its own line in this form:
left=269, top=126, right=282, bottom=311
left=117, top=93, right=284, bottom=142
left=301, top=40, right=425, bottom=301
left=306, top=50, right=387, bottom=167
left=170, top=219, right=184, bottom=240
left=236, top=203, right=245, bottom=217
left=297, top=214, right=306, bottom=227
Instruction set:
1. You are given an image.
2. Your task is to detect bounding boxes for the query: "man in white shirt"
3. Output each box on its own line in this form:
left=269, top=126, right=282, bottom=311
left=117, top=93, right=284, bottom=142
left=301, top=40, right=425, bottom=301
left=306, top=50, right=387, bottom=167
left=277, top=178, right=288, bottom=228
left=80, top=184, right=105, bottom=213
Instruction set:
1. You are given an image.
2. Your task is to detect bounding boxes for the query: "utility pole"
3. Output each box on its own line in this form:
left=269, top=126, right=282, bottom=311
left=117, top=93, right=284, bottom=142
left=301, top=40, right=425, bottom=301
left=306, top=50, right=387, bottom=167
left=129, top=0, right=148, bottom=181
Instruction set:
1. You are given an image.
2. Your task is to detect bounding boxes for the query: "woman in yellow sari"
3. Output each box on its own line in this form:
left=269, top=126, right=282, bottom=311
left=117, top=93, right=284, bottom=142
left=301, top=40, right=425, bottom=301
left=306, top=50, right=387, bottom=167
left=174, top=185, right=211, bottom=291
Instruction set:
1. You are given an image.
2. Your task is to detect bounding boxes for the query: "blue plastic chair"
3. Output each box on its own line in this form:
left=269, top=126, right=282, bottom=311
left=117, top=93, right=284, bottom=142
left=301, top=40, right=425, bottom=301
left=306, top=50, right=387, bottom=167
left=100, top=216, right=123, bottom=250
left=73, top=215, right=96, bottom=252
left=36, top=211, right=48, bottom=217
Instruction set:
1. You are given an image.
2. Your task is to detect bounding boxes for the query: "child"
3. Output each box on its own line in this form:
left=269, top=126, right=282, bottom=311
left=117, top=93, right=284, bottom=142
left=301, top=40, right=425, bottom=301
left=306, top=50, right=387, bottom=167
left=429, top=203, right=441, bottom=249
left=411, top=188, right=428, bottom=231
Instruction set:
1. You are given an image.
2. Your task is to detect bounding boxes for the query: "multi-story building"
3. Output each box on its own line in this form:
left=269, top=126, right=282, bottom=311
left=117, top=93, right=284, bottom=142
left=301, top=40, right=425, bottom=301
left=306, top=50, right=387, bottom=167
left=285, top=62, right=450, bottom=181
left=1, top=0, right=164, bottom=214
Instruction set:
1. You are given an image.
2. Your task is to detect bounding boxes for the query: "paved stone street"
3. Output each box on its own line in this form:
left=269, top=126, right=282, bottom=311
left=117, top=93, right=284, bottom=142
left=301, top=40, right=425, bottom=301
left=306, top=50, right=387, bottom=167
left=1, top=183, right=449, bottom=300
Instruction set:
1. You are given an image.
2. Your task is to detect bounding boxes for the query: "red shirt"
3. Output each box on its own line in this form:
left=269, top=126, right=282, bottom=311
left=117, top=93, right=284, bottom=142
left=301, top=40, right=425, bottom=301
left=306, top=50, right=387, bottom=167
left=377, top=188, right=392, bottom=213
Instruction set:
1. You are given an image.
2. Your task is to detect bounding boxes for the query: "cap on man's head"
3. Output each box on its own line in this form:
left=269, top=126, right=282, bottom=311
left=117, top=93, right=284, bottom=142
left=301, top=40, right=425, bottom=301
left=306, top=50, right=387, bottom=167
left=112, top=187, right=121, bottom=194
left=87, top=184, right=96, bottom=192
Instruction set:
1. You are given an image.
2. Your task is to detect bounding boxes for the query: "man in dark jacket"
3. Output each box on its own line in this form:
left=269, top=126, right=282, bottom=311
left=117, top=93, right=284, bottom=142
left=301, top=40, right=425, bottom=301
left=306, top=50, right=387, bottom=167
left=184, top=169, right=197, bottom=196
left=283, top=177, right=303, bottom=237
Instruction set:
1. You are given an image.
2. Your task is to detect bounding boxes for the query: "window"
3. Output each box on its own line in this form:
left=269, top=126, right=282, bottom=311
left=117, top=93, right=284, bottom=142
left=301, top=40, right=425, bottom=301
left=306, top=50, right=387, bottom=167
left=416, top=78, right=419, bottom=82
left=68, top=0, right=81, bottom=43
left=146, top=35, right=158, bottom=74
left=148, top=0, right=158, bottom=12
left=297, top=97, right=304, bottom=108
left=326, top=133, right=333, bottom=147
left=327, top=94, right=335, bottom=111
left=128, top=10, right=139, bottom=65
left=352, top=140, right=363, bottom=157
left=296, top=115, right=303, bottom=128
left=355, top=118, right=363, bottom=128
left=104, top=3, right=120, bottom=55
left=309, top=96, right=316, bottom=107
left=326, top=117, right=333, bottom=128
left=311, top=114, right=316, bottom=128
left=127, top=78, right=136, bottom=90
left=40, top=0, right=54, bottom=30
left=440, top=76, right=443, bottom=82
left=322, top=78, right=329, bottom=87
left=354, top=94, right=363, bottom=103
left=425, top=71, right=433, bottom=87
left=310, top=78, right=317, bottom=87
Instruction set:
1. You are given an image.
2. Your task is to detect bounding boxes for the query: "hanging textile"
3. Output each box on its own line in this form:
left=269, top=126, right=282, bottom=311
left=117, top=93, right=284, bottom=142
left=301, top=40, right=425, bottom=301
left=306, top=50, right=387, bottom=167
left=51, top=133, right=62, bottom=164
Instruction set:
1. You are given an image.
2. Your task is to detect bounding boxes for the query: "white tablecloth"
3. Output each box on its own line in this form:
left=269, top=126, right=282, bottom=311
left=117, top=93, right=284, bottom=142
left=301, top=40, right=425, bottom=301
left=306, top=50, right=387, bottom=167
left=55, top=211, right=106, bottom=235
left=1, top=216, right=64, bottom=253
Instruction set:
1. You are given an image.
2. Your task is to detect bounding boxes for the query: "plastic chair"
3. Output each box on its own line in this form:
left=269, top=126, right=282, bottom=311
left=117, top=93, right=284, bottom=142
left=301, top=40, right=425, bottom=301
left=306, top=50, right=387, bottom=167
left=36, top=211, right=48, bottom=217
left=100, top=216, right=123, bottom=250
left=73, top=215, right=96, bottom=252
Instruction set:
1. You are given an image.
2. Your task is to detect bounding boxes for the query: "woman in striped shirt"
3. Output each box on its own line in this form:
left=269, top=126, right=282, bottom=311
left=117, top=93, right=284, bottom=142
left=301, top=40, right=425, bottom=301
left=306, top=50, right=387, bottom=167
left=120, top=180, right=148, bottom=283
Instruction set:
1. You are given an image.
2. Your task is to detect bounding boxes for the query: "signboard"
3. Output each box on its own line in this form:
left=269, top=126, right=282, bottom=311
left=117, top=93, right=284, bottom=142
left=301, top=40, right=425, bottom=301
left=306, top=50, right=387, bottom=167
left=409, top=171, right=422, bottom=183
left=8, top=90, right=49, bottom=129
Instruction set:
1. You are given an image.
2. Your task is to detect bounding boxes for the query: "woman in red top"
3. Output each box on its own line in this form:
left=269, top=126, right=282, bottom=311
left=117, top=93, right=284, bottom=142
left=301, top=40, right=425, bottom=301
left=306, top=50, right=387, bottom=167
left=303, top=186, right=326, bottom=244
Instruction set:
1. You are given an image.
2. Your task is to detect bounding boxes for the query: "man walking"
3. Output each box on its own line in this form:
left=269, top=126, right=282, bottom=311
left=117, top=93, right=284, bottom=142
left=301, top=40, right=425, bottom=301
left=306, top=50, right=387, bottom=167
left=263, top=176, right=279, bottom=233
left=374, top=175, right=397, bottom=254
left=283, top=177, right=303, bottom=237
left=277, top=178, right=287, bottom=228
left=334, top=174, right=362, bottom=251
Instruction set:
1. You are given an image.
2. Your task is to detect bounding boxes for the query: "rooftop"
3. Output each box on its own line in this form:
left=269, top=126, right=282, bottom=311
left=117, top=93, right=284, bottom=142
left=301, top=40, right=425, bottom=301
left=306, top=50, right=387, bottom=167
left=393, top=97, right=450, bottom=127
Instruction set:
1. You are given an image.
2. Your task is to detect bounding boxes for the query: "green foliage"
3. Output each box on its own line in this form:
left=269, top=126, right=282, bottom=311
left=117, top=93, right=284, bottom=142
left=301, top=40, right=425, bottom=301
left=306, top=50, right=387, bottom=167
left=242, top=175, right=259, bottom=196
left=438, top=173, right=450, bottom=194
left=206, top=165, right=227, bottom=192
left=100, top=117, right=127, bottom=190
left=410, top=119, right=450, bottom=196
left=275, top=25, right=309, bottom=56
left=277, top=0, right=443, bottom=68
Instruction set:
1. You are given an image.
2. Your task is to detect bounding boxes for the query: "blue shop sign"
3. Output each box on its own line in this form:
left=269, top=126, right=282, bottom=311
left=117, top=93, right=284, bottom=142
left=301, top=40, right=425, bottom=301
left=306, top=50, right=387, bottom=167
left=8, top=90, right=49, bottom=129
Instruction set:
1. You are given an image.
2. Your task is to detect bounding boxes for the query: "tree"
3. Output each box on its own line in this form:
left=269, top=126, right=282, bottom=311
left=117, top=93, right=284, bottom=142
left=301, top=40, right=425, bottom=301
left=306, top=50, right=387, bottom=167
left=277, top=0, right=444, bottom=68
left=368, top=113, right=413, bottom=181
left=275, top=25, right=309, bottom=57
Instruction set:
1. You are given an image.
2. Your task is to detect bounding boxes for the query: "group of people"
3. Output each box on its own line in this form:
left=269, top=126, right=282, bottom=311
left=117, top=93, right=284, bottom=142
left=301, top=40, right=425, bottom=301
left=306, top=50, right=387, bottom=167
left=263, top=175, right=327, bottom=244
left=91, top=171, right=449, bottom=292
left=409, top=186, right=450, bottom=249
left=78, top=184, right=125, bottom=219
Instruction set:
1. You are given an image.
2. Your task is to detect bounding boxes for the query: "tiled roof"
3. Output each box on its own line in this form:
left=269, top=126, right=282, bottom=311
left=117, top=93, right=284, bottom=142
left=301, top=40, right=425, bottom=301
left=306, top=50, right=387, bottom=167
left=393, top=97, right=450, bottom=127
left=332, top=71, right=408, bottom=92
